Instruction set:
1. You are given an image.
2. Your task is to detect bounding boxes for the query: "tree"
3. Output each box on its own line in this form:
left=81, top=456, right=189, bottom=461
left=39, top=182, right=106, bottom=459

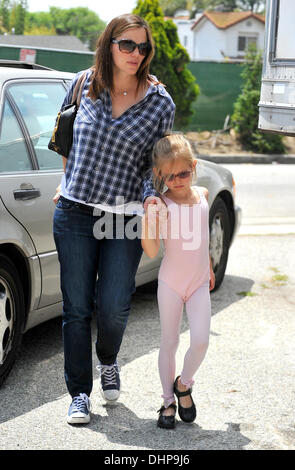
left=0, top=0, right=11, bottom=31
left=188, top=0, right=219, bottom=17
left=231, top=45, right=285, bottom=154
left=25, top=25, right=56, bottom=35
left=47, top=7, right=105, bottom=50
left=10, top=0, right=27, bottom=34
left=208, top=0, right=266, bottom=12
left=192, top=0, right=216, bottom=11
left=237, top=0, right=265, bottom=11
left=159, top=0, right=266, bottom=18
left=216, top=0, right=239, bottom=10
left=133, top=0, right=200, bottom=127
left=159, top=0, right=187, bottom=16
left=159, top=1, right=236, bottom=17
left=25, top=11, right=55, bottom=32
left=25, top=7, right=106, bottom=50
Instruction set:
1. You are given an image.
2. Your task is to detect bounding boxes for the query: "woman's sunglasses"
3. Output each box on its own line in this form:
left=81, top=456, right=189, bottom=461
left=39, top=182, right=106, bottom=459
left=161, top=170, right=193, bottom=182
left=111, top=38, right=151, bottom=56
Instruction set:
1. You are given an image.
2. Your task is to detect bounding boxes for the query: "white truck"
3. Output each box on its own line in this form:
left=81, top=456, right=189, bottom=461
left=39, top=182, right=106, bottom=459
left=259, top=0, right=295, bottom=136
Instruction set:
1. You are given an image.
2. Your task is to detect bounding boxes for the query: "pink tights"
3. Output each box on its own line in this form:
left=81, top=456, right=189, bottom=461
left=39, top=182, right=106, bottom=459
left=157, top=280, right=211, bottom=408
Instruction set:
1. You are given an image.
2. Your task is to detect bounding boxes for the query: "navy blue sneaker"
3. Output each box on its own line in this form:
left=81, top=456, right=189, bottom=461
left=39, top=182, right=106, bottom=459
left=67, top=393, right=91, bottom=424
left=97, top=362, right=120, bottom=403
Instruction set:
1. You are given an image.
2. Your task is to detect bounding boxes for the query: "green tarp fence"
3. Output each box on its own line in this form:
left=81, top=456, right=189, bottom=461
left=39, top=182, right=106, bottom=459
left=0, top=45, right=94, bottom=73
left=184, top=62, right=244, bottom=132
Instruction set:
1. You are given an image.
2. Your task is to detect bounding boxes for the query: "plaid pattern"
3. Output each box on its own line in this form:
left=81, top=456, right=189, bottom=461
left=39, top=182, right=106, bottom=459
left=62, top=69, right=175, bottom=205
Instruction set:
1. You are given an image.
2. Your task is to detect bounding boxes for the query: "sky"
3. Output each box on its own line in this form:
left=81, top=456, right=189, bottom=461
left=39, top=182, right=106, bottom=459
left=27, top=0, right=138, bottom=23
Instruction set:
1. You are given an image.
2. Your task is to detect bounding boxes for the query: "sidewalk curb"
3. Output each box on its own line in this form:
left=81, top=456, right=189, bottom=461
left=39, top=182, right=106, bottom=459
left=197, top=154, right=295, bottom=164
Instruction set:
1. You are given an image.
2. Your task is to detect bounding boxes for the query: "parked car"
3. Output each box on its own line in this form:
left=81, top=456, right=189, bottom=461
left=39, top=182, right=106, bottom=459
left=0, top=60, right=241, bottom=386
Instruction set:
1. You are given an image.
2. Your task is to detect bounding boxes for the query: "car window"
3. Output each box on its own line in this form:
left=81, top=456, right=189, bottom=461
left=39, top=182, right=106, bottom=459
left=8, top=82, right=66, bottom=170
left=0, top=99, right=32, bottom=173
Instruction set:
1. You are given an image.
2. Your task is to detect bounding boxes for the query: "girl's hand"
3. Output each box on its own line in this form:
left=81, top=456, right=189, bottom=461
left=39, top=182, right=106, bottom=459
left=53, top=184, right=61, bottom=204
left=145, top=200, right=167, bottom=233
left=143, top=197, right=167, bottom=241
left=143, top=195, right=163, bottom=213
left=209, top=269, right=215, bottom=291
left=144, top=196, right=167, bottom=219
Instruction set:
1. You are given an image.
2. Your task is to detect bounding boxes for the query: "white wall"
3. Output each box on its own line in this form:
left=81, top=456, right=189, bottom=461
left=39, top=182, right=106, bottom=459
left=172, top=19, right=195, bottom=60
left=193, top=19, right=226, bottom=61
left=225, top=18, right=265, bottom=57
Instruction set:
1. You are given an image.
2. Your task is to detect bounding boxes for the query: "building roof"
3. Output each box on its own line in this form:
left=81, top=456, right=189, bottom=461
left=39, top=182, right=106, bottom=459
left=191, top=11, right=265, bottom=31
left=0, top=35, right=90, bottom=52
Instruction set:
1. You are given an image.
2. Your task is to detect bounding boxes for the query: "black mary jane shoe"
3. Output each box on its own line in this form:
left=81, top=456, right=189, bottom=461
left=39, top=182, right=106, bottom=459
left=174, top=376, right=197, bottom=423
left=157, top=403, right=177, bottom=429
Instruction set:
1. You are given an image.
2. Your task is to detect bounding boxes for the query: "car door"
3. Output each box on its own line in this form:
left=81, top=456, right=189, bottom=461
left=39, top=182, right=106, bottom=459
left=0, top=79, right=67, bottom=308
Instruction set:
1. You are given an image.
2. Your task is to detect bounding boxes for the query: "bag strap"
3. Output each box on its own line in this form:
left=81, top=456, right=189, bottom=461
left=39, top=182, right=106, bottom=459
left=71, top=71, right=88, bottom=107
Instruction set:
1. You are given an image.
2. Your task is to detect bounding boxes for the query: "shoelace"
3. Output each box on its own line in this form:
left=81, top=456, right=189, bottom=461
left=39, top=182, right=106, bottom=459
left=96, top=363, right=120, bottom=387
left=71, top=393, right=91, bottom=412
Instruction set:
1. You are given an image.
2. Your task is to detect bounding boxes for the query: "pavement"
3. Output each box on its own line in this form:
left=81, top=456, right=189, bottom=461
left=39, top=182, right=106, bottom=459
left=0, top=234, right=294, bottom=451
left=198, top=153, right=295, bottom=164
left=1, top=152, right=294, bottom=452
left=199, top=153, right=295, bottom=235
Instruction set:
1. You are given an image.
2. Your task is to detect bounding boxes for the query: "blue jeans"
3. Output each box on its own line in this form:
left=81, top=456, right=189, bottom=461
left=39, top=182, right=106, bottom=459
left=53, top=196, right=143, bottom=398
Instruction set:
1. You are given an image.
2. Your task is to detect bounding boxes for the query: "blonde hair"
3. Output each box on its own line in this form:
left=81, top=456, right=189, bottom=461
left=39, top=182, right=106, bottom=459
left=152, top=134, right=195, bottom=193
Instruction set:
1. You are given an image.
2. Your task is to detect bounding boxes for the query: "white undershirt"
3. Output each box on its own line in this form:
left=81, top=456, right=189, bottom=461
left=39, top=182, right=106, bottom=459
left=60, top=174, right=145, bottom=216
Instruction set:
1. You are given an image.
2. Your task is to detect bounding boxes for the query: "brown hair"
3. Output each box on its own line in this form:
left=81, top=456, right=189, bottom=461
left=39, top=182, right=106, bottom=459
left=152, top=134, right=196, bottom=193
left=88, top=14, right=156, bottom=100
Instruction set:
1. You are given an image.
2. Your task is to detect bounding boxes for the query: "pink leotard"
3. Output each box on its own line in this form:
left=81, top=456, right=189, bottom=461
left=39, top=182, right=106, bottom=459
left=159, top=186, right=210, bottom=302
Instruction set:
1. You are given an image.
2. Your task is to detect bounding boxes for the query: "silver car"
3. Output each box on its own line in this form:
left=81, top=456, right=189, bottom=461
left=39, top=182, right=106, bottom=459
left=0, top=61, right=241, bottom=386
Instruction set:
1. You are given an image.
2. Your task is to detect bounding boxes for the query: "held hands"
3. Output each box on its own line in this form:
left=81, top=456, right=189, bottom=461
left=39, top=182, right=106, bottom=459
left=141, top=196, right=167, bottom=258
left=144, top=196, right=168, bottom=223
left=142, top=196, right=167, bottom=240
left=143, top=195, right=163, bottom=213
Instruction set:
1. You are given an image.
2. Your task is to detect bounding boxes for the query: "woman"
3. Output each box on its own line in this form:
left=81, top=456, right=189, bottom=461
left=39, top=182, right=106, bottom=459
left=53, top=14, right=175, bottom=425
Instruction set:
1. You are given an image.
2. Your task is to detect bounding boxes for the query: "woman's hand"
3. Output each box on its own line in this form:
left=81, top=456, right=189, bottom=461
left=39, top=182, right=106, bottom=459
left=53, top=184, right=61, bottom=204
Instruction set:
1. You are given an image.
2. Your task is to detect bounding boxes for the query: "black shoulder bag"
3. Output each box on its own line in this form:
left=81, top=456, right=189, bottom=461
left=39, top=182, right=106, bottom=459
left=48, top=71, right=87, bottom=157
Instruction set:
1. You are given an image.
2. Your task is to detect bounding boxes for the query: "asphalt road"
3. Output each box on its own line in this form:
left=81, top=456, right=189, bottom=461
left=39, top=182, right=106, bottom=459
left=0, top=164, right=294, bottom=451
left=224, top=163, right=295, bottom=235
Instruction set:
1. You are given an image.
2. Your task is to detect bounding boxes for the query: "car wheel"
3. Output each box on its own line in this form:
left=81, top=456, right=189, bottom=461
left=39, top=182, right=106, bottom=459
left=0, top=254, right=25, bottom=386
left=209, top=197, right=231, bottom=291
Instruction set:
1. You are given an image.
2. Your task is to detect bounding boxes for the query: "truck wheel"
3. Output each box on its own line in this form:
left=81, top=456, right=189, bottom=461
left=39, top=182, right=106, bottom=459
left=209, top=197, right=231, bottom=291
left=0, top=254, right=25, bottom=387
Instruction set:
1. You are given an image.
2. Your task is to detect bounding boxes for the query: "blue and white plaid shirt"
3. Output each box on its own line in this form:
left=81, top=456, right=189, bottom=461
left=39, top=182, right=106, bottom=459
left=61, top=69, right=175, bottom=206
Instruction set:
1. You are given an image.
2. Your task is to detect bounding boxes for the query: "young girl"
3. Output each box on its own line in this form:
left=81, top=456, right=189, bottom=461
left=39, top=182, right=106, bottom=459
left=141, top=134, right=215, bottom=429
